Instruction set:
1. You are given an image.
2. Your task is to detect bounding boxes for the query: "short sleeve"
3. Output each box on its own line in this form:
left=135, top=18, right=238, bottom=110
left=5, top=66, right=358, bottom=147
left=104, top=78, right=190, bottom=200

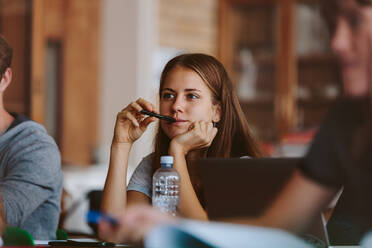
left=300, top=125, right=343, bottom=188
left=299, top=99, right=362, bottom=188
left=127, top=154, right=153, bottom=198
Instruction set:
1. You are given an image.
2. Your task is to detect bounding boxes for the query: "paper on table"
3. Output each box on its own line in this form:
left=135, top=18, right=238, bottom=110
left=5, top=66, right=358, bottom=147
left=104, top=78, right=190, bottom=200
left=145, top=220, right=313, bottom=248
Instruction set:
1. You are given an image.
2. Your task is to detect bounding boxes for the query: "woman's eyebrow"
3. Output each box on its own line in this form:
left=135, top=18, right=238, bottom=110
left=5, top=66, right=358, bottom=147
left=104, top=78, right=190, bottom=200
left=162, top=88, right=176, bottom=92
left=185, top=88, right=201, bottom=92
left=162, top=88, right=201, bottom=93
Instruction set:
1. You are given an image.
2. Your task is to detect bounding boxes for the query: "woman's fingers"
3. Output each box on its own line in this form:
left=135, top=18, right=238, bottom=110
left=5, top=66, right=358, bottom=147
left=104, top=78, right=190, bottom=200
left=137, top=98, right=158, bottom=114
left=212, top=126, right=218, bottom=138
left=204, top=121, right=214, bottom=137
left=130, top=101, right=143, bottom=112
left=122, top=206, right=176, bottom=243
left=140, top=116, right=157, bottom=131
left=188, top=122, right=195, bottom=131
left=207, top=122, right=217, bottom=138
left=124, top=98, right=158, bottom=116
left=98, top=206, right=176, bottom=244
left=113, top=98, right=157, bottom=144
left=187, top=121, right=218, bottom=147
left=120, top=98, right=159, bottom=127
left=98, top=221, right=122, bottom=243
left=208, top=127, right=218, bottom=146
left=197, top=121, right=216, bottom=144
left=125, top=111, right=140, bottom=127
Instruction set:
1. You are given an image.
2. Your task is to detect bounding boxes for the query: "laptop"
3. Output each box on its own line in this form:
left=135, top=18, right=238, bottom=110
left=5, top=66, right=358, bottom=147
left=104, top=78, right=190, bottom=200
left=197, top=157, right=330, bottom=246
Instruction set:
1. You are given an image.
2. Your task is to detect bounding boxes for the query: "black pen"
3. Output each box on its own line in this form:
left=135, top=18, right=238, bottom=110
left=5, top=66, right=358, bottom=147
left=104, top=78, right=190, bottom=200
left=48, top=240, right=116, bottom=247
left=140, top=110, right=176, bottom=122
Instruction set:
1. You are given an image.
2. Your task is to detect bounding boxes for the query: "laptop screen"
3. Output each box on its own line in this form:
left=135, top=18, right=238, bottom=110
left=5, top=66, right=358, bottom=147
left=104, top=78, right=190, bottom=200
left=197, top=157, right=299, bottom=219
left=196, top=157, right=329, bottom=246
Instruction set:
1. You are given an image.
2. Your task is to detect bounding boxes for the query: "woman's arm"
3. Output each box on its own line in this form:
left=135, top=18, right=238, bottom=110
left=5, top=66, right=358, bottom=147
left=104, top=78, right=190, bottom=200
left=230, top=169, right=338, bottom=233
left=168, top=121, right=217, bottom=220
left=101, top=143, right=133, bottom=214
left=127, top=191, right=151, bottom=207
left=169, top=148, right=208, bottom=220
left=101, top=98, right=157, bottom=215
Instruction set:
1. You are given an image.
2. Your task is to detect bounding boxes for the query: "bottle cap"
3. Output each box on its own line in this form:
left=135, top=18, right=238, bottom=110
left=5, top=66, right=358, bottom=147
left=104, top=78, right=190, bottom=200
left=160, top=156, right=173, bottom=166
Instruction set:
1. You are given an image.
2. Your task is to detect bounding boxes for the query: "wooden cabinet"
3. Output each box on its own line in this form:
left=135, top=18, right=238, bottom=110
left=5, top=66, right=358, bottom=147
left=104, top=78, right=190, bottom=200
left=218, top=0, right=341, bottom=145
left=0, top=0, right=31, bottom=115
left=0, top=0, right=101, bottom=165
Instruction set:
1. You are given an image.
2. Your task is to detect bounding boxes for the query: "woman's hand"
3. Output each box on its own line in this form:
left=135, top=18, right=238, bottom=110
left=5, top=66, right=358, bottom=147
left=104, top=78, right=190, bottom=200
left=169, top=121, right=218, bottom=155
left=98, top=205, right=177, bottom=244
left=113, top=98, right=157, bottom=144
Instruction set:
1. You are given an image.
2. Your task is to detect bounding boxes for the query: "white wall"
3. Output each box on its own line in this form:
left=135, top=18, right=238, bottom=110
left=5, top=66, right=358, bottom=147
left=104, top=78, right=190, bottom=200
left=63, top=1, right=157, bottom=233
left=99, top=0, right=157, bottom=175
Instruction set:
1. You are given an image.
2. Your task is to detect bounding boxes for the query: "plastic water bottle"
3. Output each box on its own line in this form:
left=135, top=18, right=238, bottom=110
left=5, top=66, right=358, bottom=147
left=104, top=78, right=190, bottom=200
left=152, top=156, right=180, bottom=216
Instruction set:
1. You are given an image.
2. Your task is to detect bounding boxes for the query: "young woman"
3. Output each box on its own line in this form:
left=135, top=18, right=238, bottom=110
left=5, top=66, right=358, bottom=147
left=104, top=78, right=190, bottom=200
left=101, top=53, right=260, bottom=221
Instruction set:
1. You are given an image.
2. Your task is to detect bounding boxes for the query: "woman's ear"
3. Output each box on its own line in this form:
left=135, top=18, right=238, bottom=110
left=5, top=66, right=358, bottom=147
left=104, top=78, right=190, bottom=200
left=212, top=102, right=221, bottom=123
left=0, top=68, right=12, bottom=93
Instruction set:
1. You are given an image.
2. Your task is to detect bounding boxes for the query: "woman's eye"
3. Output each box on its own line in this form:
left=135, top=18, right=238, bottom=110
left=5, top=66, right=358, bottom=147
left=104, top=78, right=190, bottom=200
left=346, top=12, right=362, bottom=28
left=187, top=94, right=198, bottom=99
left=162, top=92, right=174, bottom=99
left=350, top=16, right=361, bottom=27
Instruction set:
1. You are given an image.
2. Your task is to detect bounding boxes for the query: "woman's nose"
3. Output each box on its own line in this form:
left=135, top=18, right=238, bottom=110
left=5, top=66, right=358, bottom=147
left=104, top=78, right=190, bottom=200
left=171, top=96, right=184, bottom=113
left=331, top=18, right=352, bottom=57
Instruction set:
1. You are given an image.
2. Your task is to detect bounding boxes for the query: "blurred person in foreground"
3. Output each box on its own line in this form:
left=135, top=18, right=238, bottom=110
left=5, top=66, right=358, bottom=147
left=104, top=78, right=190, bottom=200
left=99, top=0, right=372, bottom=246
left=0, top=35, right=63, bottom=239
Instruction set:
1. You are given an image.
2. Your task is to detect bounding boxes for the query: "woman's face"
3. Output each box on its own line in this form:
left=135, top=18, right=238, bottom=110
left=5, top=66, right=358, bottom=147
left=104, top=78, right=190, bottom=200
left=331, top=0, right=372, bottom=97
left=159, top=66, right=221, bottom=139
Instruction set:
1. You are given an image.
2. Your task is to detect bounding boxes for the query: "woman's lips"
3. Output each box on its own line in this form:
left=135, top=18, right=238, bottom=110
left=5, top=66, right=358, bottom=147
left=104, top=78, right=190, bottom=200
left=168, top=119, right=188, bottom=126
left=175, top=118, right=187, bottom=122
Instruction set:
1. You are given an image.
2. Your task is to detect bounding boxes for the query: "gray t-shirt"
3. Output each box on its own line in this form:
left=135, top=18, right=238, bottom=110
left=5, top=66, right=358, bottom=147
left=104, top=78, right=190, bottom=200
left=127, top=154, right=153, bottom=198
left=127, top=154, right=251, bottom=199
left=0, top=118, right=63, bottom=240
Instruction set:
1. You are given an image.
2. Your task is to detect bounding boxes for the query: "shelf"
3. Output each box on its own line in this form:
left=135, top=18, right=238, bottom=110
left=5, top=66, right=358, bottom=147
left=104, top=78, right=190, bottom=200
left=240, top=98, right=274, bottom=107
left=297, top=98, right=337, bottom=107
left=233, top=55, right=275, bottom=71
left=237, top=41, right=275, bottom=50
left=220, top=0, right=338, bottom=142
left=298, top=53, right=338, bottom=65
left=230, top=0, right=277, bottom=4
left=296, top=0, right=322, bottom=4
left=240, top=97, right=337, bottom=108
left=256, top=54, right=275, bottom=66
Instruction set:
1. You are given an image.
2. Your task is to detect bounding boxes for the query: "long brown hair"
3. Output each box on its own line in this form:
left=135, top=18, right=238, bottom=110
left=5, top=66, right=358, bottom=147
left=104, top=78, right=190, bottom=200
left=151, top=53, right=261, bottom=201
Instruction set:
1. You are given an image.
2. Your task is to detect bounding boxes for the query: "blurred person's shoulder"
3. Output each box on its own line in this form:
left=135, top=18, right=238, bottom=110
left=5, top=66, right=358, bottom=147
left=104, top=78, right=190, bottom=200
left=322, top=97, right=369, bottom=130
left=308, top=97, right=369, bottom=159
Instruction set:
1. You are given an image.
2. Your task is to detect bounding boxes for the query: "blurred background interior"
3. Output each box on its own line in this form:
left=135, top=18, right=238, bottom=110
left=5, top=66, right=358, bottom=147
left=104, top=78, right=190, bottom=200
left=1, top=0, right=341, bottom=236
